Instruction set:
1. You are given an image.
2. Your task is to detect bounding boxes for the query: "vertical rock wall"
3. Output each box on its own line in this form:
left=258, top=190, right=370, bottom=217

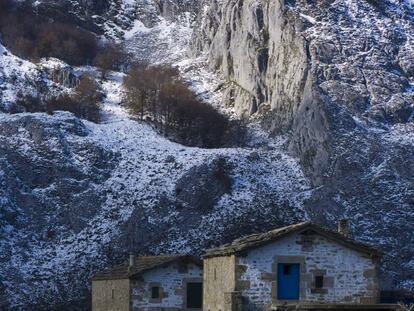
left=190, top=0, right=328, bottom=179
left=191, top=0, right=310, bottom=126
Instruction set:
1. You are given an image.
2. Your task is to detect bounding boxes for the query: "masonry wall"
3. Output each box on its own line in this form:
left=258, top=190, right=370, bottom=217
left=203, top=255, right=237, bottom=311
left=131, top=262, right=203, bottom=311
left=92, top=279, right=130, bottom=311
left=235, top=232, right=379, bottom=310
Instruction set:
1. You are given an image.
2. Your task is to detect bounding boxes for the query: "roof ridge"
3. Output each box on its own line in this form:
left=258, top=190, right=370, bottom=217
left=233, top=221, right=311, bottom=240
left=92, top=254, right=201, bottom=281
left=227, top=221, right=313, bottom=246
left=137, top=254, right=189, bottom=258
left=203, top=221, right=379, bottom=258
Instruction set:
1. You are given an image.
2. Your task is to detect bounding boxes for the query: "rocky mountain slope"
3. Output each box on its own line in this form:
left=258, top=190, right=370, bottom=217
left=191, top=0, right=414, bottom=288
left=0, top=76, right=310, bottom=309
left=0, top=0, right=413, bottom=309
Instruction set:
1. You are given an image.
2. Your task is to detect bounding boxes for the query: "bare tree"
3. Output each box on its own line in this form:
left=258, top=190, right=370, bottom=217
left=123, top=64, right=238, bottom=148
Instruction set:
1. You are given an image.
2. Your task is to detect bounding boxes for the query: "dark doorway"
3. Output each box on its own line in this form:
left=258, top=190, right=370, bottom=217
left=151, top=286, right=160, bottom=299
left=186, top=282, right=202, bottom=309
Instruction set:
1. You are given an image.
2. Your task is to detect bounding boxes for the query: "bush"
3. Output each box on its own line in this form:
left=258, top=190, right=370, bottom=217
left=213, top=157, right=233, bottom=192
left=11, top=92, right=42, bottom=113
left=124, top=64, right=244, bottom=148
left=46, top=75, right=102, bottom=122
left=73, top=75, right=103, bottom=122
left=10, top=75, right=102, bottom=122
left=45, top=94, right=77, bottom=115
left=0, top=0, right=13, bottom=13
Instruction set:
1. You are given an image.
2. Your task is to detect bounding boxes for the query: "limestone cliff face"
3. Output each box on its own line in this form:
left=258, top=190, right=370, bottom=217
left=191, top=0, right=309, bottom=121
left=191, top=0, right=414, bottom=180
left=193, top=0, right=309, bottom=122
left=190, top=0, right=325, bottom=180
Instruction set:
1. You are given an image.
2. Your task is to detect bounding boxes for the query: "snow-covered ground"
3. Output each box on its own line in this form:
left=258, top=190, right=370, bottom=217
left=0, top=44, right=62, bottom=109
left=124, top=13, right=194, bottom=63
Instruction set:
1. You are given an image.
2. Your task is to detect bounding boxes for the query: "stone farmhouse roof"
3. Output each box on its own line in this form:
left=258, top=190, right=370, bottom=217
left=204, top=221, right=380, bottom=258
left=92, top=255, right=202, bottom=281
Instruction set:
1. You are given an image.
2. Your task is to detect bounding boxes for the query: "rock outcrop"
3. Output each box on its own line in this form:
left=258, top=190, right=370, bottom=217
left=40, top=59, right=79, bottom=89
left=35, top=0, right=202, bottom=38
left=191, top=0, right=309, bottom=124
left=191, top=0, right=414, bottom=125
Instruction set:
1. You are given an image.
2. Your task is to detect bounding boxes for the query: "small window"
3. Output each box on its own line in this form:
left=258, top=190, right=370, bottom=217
left=315, top=275, right=324, bottom=289
left=151, top=286, right=160, bottom=299
left=111, top=289, right=115, bottom=299
left=214, top=268, right=217, bottom=281
left=283, top=264, right=292, bottom=275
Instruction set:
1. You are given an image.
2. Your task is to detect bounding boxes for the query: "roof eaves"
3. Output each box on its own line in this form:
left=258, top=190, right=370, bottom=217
left=92, top=254, right=202, bottom=281
left=127, top=255, right=198, bottom=279
left=203, top=221, right=379, bottom=258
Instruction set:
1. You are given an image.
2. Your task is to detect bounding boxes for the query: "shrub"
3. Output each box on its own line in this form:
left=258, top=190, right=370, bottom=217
left=213, top=157, right=233, bottom=192
left=45, top=94, right=77, bottom=115
left=46, top=75, right=102, bottom=122
left=12, top=92, right=42, bottom=113
left=73, top=75, right=103, bottom=122
left=9, top=75, right=102, bottom=122
left=0, top=0, right=13, bottom=14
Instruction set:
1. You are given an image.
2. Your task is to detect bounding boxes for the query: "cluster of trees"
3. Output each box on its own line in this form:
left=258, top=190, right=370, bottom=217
left=0, top=0, right=98, bottom=65
left=124, top=64, right=246, bottom=148
left=10, top=75, right=103, bottom=122
left=0, top=0, right=129, bottom=69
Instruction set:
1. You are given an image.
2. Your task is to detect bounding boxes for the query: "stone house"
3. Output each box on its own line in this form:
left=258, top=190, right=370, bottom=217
left=202, top=221, right=393, bottom=311
left=92, top=254, right=203, bottom=311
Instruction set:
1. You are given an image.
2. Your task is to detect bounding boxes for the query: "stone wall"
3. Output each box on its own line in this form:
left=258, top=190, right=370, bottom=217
left=92, top=279, right=130, bottom=311
left=235, top=232, right=379, bottom=310
left=203, top=255, right=237, bottom=311
left=131, top=262, right=203, bottom=311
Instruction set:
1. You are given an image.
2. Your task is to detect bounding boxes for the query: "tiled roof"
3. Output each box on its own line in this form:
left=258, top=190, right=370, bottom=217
left=204, top=221, right=380, bottom=258
left=92, top=255, right=201, bottom=281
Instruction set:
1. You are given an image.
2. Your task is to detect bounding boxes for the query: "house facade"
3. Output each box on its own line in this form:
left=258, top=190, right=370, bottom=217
left=203, top=221, right=383, bottom=311
left=92, top=255, right=203, bottom=311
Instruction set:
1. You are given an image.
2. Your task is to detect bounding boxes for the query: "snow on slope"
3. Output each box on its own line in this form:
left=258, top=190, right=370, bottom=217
left=0, top=67, right=311, bottom=308
left=0, top=44, right=47, bottom=108
left=125, top=14, right=194, bottom=63
left=0, top=43, right=74, bottom=111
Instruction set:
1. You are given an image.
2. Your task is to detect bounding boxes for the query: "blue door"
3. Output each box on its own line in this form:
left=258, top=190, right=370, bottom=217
left=277, top=263, right=300, bottom=300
